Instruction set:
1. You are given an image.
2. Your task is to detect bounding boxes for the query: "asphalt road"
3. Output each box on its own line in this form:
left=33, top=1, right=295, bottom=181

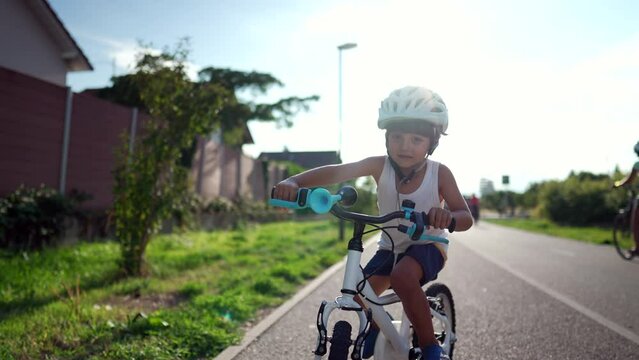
left=221, top=222, right=639, bottom=359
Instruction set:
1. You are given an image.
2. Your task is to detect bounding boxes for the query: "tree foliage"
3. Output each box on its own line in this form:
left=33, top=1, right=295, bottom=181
left=113, top=40, right=228, bottom=276
left=99, top=58, right=319, bottom=169
left=197, top=67, right=319, bottom=146
left=535, top=171, right=626, bottom=225
left=482, top=169, right=631, bottom=226
left=481, top=191, right=520, bottom=217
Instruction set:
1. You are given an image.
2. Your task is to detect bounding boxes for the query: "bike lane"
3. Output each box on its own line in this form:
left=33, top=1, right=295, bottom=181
left=216, top=224, right=639, bottom=359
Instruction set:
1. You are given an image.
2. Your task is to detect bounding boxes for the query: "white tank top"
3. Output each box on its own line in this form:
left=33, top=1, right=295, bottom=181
left=376, top=157, right=448, bottom=255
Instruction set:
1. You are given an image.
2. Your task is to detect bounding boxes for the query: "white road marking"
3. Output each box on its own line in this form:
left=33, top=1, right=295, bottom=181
left=461, top=243, right=639, bottom=346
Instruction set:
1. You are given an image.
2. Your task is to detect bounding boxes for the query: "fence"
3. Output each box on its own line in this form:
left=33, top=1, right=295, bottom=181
left=0, top=66, right=285, bottom=213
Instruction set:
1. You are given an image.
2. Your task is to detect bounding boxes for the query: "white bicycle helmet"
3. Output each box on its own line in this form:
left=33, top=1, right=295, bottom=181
left=378, top=86, right=448, bottom=133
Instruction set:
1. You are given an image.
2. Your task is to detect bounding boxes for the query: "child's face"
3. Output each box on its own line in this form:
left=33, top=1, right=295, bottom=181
left=387, top=130, right=431, bottom=169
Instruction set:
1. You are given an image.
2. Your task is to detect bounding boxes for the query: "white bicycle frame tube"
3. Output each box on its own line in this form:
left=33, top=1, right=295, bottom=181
left=315, top=248, right=455, bottom=359
left=359, top=277, right=410, bottom=355
left=317, top=249, right=410, bottom=356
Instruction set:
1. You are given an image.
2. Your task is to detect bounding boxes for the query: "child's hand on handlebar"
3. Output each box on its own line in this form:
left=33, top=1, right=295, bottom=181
left=427, top=207, right=454, bottom=230
left=272, top=179, right=300, bottom=202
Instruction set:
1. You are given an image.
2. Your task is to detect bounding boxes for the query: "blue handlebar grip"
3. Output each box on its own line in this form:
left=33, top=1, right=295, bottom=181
left=419, top=234, right=449, bottom=244
left=268, top=198, right=304, bottom=209
left=400, top=224, right=450, bottom=244
left=268, top=188, right=311, bottom=209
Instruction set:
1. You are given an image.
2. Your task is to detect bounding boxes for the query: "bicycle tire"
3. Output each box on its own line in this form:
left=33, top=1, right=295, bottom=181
left=425, top=283, right=456, bottom=359
left=328, top=320, right=352, bottom=360
left=613, top=213, right=635, bottom=260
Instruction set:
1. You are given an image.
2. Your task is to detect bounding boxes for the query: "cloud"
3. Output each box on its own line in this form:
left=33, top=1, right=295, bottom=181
left=77, top=32, right=201, bottom=80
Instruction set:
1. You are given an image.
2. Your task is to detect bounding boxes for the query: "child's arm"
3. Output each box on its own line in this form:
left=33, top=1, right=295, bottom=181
left=429, top=164, right=473, bottom=231
left=272, top=156, right=384, bottom=201
left=613, top=168, right=637, bottom=188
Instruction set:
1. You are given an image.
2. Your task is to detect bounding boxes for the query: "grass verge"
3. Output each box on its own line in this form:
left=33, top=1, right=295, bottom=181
left=0, top=219, right=345, bottom=359
left=484, top=217, right=613, bottom=245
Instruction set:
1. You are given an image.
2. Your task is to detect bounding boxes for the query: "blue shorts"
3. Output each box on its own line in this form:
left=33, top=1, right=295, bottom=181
left=363, top=244, right=444, bottom=286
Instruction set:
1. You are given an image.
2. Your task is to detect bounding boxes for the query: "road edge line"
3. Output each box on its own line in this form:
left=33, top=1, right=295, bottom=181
left=461, top=242, right=639, bottom=346
left=213, top=236, right=378, bottom=360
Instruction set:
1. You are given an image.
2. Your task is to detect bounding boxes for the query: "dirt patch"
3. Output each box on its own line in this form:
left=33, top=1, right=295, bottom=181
left=102, top=292, right=187, bottom=313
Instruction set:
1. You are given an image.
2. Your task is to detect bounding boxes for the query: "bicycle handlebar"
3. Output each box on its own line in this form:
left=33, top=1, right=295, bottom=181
left=269, top=186, right=454, bottom=244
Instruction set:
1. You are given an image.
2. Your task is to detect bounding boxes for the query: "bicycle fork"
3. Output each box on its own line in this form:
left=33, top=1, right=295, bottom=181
left=314, top=246, right=372, bottom=359
left=313, top=245, right=412, bottom=359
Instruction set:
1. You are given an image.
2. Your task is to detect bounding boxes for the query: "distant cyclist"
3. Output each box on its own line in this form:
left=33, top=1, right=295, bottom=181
left=469, top=194, right=480, bottom=222
left=613, top=141, right=639, bottom=255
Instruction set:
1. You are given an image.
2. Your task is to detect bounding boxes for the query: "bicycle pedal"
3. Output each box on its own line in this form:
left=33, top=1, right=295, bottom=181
left=409, top=347, right=423, bottom=360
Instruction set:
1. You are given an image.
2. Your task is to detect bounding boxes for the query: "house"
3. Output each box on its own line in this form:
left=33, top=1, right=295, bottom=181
left=258, top=150, right=342, bottom=171
left=0, top=0, right=281, bottom=216
left=0, top=0, right=92, bottom=86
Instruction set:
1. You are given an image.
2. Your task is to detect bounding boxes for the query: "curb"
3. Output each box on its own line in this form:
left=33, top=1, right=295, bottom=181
left=213, top=236, right=378, bottom=360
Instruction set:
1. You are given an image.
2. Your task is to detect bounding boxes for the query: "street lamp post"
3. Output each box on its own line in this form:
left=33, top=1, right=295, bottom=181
left=337, top=42, right=357, bottom=240
left=337, top=42, right=357, bottom=160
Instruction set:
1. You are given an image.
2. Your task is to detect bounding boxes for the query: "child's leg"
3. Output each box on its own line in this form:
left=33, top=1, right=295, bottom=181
left=355, top=274, right=390, bottom=309
left=357, top=249, right=394, bottom=311
left=390, top=256, right=437, bottom=347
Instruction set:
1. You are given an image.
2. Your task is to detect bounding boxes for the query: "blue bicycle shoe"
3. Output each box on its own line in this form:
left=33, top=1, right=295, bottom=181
left=362, top=312, right=394, bottom=359
left=361, top=326, right=378, bottom=359
left=421, top=344, right=449, bottom=360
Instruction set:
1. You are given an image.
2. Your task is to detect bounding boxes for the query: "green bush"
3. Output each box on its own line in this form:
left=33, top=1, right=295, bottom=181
left=481, top=191, right=520, bottom=217
left=0, top=185, right=86, bottom=250
left=537, top=173, right=619, bottom=226
left=201, top=196, right=289, bottom=229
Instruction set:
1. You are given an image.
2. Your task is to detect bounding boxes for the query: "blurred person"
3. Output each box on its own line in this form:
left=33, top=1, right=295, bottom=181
left=612, top=141, right=639, bottom=254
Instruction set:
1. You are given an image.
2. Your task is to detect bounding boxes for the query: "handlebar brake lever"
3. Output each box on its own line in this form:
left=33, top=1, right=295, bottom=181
left=410, top=212, right=425, bottom=240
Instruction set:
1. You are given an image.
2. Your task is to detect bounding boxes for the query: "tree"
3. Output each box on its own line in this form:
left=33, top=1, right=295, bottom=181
left=481, top=191, right=519, bottom=217
left=111, top=40, right=318, bottom=276
left=99, top=60, right=319, bottom=168
left=197, top=67, right=319, bottom=147
left=113, top=41, right=228, bottom=276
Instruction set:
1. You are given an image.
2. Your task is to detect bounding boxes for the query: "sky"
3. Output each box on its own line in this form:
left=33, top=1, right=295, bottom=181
left=50, top=0, right=639, bottom=195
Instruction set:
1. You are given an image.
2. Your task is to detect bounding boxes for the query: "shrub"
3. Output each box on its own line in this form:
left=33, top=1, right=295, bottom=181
left=537, top=175, right=617, bottom=226
left=0, top=185, right=86, bottom=250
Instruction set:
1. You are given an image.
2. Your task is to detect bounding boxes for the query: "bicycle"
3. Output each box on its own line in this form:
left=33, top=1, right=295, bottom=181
left=270, top=186, right=457, bottom=360
left=612, top=187, right=637, bottom=260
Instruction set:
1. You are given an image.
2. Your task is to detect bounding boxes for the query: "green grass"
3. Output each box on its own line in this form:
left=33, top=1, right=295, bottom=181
left=484, top=217, right=614, bottom=245
left=0, top=220, right=346, bottom=359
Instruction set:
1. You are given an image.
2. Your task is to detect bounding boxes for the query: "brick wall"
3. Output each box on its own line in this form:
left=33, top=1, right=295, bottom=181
left=66, top=92, right=136, bottom=210
left=0, top=66, right=67, bottom=192
left=0, top=66, right=284, bottom=211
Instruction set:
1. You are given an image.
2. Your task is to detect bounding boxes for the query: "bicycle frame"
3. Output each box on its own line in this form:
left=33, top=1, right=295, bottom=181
left=267, top=186, right=456, bottom=358
left=313, top=219, right=455, bottom=359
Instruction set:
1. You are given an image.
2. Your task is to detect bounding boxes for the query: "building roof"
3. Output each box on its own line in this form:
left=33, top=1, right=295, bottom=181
left=26, top=0, right=93, bottom=72
left=258, top=151, right=341, bottom=169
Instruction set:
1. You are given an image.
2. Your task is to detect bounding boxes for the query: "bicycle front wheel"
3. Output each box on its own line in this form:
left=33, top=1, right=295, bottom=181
left=328, top=321, right=351, bottom=360
left=425, top=283, right=456, bottom=358
left=613, top=213, right=634, bottom=260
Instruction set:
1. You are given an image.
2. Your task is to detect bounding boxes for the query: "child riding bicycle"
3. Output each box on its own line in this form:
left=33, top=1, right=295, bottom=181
left=612, top=141, right=639, bottom=255
left=271, top=86, right=473, bottom=360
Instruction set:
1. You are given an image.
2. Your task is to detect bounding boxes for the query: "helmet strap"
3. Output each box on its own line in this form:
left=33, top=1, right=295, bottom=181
left=388, top=154, right=428, bottom=185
